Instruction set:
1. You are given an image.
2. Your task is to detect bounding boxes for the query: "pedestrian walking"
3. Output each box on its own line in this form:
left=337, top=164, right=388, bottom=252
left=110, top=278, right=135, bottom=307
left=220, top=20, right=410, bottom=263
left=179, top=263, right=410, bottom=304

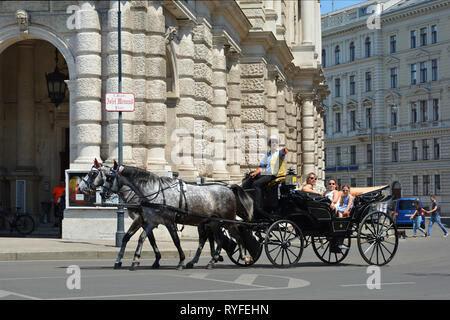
left=423, top=195, right=448, bottom=238
left=410, top=200, right=426, bottom=238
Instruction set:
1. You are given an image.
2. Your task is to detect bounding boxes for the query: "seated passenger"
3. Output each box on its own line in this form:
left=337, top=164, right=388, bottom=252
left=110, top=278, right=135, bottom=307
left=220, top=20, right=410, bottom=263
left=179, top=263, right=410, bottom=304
left=325, top=179, right=340, bottom=211
left=336, top=184, right=354, bottom=218
left=300, top=172, right=324, bottom=196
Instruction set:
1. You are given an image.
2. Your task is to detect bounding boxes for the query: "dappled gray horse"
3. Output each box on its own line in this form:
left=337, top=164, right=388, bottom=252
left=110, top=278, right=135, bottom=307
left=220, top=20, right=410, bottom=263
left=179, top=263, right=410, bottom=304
left=107, top=164, right=254, bottom=269
left=78, top=161, right=168, bottom=270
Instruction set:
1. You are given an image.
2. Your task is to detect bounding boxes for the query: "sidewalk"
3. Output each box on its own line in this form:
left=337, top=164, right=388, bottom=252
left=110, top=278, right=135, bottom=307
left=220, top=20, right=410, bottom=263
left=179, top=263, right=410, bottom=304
left=0, top=236, right=204, bottom=261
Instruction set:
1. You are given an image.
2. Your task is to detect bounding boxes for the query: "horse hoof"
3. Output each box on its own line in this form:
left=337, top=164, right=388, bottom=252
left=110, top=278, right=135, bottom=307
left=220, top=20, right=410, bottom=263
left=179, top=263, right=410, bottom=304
left=130, top=263, right=139, bottom=271
left=151, top=263, right=160, bottom=269
left=114, top=262, right=122, bottom=269
left=186, top=262, right=194, bottom=269
left=206, top=264, right=214, bottom=270
left=218, top=255, right=224, bottom=262
left=176, top=265, right=184, bottom=271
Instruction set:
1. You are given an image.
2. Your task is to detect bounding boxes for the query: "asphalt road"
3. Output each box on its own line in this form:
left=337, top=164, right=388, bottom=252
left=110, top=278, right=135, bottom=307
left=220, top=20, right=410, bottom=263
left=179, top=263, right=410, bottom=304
left=0, top=230, right=449, bottom=302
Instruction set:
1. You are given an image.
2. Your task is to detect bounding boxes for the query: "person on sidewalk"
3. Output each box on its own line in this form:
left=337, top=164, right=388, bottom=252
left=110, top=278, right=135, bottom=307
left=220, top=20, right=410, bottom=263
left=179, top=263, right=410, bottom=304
left=410, top=200, right=427, bottom=238
left=423, top=195, right=448, bottom=238
left=52, top=181, right=65, bottom=228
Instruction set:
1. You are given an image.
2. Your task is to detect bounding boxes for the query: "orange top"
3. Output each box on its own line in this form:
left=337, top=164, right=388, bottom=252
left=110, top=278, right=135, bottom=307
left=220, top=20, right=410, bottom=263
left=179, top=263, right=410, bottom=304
left=52, top=186, right=65, bottom=205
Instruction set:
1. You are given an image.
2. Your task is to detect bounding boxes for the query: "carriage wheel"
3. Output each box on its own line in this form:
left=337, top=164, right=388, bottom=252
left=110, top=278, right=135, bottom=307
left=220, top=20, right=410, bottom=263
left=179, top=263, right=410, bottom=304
left=223, top=228, right=263, bottom=267
left=264, top=220, right=304, bottom=268
left=303, top=235, right=312, bottom=249
left=357, top=211, right=398, bottom=266
left=311, top=235, right=351, bottom=264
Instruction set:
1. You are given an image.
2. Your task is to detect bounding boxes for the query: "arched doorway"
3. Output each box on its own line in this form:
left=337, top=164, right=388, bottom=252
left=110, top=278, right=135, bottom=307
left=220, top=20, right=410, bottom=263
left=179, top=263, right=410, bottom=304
left=0, top=39, right=70, bottom=230
left=392, top=181, right=401, bottom=200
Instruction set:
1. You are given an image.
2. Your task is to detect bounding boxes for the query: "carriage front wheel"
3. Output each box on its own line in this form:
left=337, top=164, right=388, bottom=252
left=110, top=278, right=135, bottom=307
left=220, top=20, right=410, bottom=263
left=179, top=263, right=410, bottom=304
left=357, top=211, right=398, bottom=266
left=264, top=220, right=304, bottom=268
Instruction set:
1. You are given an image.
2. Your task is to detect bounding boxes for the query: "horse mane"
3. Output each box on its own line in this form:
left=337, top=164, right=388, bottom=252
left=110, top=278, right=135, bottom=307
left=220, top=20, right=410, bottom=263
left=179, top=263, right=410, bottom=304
left=121, top=166, right=174, bottom=185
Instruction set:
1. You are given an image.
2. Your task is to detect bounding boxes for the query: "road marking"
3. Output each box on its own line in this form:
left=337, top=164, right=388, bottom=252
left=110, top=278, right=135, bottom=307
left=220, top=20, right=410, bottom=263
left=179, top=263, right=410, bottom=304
left=340, top=282, right=416, bottom=287
left=0, top=289, right=41, bottom=300
left=234, top=274, right=258, bottom=286
left=188, top=273, right=209, bottom=279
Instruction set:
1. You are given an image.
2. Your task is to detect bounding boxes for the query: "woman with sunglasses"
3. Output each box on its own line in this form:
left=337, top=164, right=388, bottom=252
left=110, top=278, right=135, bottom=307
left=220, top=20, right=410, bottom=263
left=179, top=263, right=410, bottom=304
left=336, top=184, right=354, bottom=218
left=301, top=172, right=324, bottom=195
left=325, top=179, right=340, bottom=211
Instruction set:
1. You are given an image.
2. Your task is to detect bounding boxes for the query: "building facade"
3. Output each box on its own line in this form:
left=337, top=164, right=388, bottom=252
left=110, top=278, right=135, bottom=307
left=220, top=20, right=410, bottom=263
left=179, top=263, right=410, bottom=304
left=322, top=0, right=450, bottom=213
left=0, top=0, right=326, bottom=239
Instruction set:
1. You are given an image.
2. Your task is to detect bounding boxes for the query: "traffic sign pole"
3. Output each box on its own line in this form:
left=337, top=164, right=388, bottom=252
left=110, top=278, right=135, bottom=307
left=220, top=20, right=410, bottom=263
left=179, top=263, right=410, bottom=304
left=116, top=0, right=125, bottom=248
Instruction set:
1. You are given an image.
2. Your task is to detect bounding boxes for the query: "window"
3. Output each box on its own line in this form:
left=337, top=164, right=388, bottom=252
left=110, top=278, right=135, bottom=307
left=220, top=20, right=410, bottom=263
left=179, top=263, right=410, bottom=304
left=434, top=175, right=440, bottom=194
left=350, top=145, right=356, bottom=165
left=420, top=100, right=427, bottom=122
left=413, top=176, right=418, bottom=195
left=432, top=99, right=439, bottom=121
left=365, top=72, right=372, bottom=92
left=420, top=27, right=427, bottom=46
left=336, top=147, right=341, bottom=166
left=412, top=140, right=418, bottom=161
left=323, top=115, right=327, bottom=135
left=433, top=138, right=440, bottom=160
left=420, top=62, right=427, bottom=83
left=335, top=46, right=340, bottom=65
left=350, top=110, right=356, bottom=131
left=335, top=78, right=341, bottom=97
left=411, top=102, right=418, bottom=123
left=410, top=64, right=417, bottom=84
left=390, top=35, right=397, bottom=53
left=423, top=175, right=430, bottom=195
left=392, top=142, right=398, bottom=162
left=431, top=25, right=437, bottom=44
left=390, top=68, right=398, bottom=88
left=367, top=144, right=372, bottom=164
left=391, top=106, right=398, bottom=126
left=367, top=177, right=373, bottom=187
left=365, top=37, right=371, bottom=58
left=410, top=30, right=417, bottom=48
left=322, top=49, right=326, bottom=67
left=349, top=42, right=355, bottom=62
left=349, top=75, right=355, bottom=95
left=422, top=139, right=429, bottom=160
left=351, top=178, right=356, bottom=187
left=432, top=59, right=438, bottom=81
left=365, top=108, right=372, bottom=129
left=335, top=112, right=341, bottom=133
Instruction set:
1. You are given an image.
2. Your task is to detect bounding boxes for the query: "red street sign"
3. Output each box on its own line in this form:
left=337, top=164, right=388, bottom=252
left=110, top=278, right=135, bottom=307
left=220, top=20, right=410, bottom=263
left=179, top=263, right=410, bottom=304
left=105, top=92, right=135, bottom=112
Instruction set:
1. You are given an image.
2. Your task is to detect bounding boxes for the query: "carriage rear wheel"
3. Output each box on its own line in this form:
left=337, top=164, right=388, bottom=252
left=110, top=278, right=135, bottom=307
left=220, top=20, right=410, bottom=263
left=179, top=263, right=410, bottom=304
left=357, top=211, right=398, bottom=266
left=264, top=220, right=304, bottom=268
left=311, top=235, right=351, bottom=264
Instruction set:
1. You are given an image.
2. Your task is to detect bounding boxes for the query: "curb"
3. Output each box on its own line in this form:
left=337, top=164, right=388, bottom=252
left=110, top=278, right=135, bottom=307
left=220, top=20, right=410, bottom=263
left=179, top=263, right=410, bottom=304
left=0, top=249, right=207, bottom=262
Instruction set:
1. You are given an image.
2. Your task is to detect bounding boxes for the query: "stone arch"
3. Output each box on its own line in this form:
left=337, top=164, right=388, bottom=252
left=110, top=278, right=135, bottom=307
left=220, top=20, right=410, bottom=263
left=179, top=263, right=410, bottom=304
left=0, top=25, right=76, bottom=80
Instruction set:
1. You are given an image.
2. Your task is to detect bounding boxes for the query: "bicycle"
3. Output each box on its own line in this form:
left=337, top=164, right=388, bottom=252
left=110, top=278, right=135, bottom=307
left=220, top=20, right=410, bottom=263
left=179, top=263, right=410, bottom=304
left=0, top=207, right=35, bottom=236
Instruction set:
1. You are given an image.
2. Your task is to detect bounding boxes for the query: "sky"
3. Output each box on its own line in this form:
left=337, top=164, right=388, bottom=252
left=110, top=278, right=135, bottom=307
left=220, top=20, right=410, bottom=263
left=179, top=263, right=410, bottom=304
left=320, top=0, right=367, bottom=14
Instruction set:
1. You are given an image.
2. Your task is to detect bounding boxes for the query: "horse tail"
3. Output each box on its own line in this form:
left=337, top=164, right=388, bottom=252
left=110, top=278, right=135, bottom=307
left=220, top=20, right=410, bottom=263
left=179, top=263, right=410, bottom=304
left=229, top=184, right=253, bottom=221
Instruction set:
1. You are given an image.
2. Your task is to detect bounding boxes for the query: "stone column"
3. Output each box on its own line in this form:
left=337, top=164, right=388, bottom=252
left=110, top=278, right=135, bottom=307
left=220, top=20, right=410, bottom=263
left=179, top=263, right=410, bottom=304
left=71, top=1, right=102, bottom=168
left=211, top=42, right=230, bottom=180
left=266, top=67, right=279, bottom=137
left=145, top=3, right=170, bottom=173
left=104, top=1, right=135, bottom=166
left=226, top=52, right=242, bottom=182
left=301, top=95, right=316, bottom=184
left=301, top=0, right=315, bottom=45
left=175, top=22, right=198, bottom=179
left=16, top=41, right=36, bottom=172
left=276, top=80, right=286, bottom=148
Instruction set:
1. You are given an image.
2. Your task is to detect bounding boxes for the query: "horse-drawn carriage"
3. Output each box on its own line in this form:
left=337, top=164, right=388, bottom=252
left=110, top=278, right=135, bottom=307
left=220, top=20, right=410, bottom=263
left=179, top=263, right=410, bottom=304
left=79, top=161, right=398, bottom=269
left=225, top=174, right=398, bottom=267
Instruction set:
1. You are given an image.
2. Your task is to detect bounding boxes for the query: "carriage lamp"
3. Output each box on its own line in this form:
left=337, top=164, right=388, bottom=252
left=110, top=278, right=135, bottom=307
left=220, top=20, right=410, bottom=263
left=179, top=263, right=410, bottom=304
left=285, top=168, right=297, bottom=186
left=46, top=48, right=68, bottom=108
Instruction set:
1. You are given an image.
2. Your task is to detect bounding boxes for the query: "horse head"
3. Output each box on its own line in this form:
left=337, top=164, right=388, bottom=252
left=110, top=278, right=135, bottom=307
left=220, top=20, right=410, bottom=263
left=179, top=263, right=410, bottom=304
left=78, top=158, right=104, bottom=195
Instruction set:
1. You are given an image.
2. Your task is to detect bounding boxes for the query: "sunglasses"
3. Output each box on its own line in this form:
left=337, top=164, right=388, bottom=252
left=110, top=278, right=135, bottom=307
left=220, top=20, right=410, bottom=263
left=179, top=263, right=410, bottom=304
left=342, top=189, right=349, bottom=192
left=328, top=183, right=335, bottom=185
left=308, top=177, right=317, bottom=180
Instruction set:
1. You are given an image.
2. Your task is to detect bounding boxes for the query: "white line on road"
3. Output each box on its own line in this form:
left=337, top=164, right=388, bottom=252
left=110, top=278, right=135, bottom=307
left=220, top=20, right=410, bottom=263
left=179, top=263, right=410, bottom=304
left=0, top=289, right=41, bottom=300
left=340, top=282, right=416, bottom=287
